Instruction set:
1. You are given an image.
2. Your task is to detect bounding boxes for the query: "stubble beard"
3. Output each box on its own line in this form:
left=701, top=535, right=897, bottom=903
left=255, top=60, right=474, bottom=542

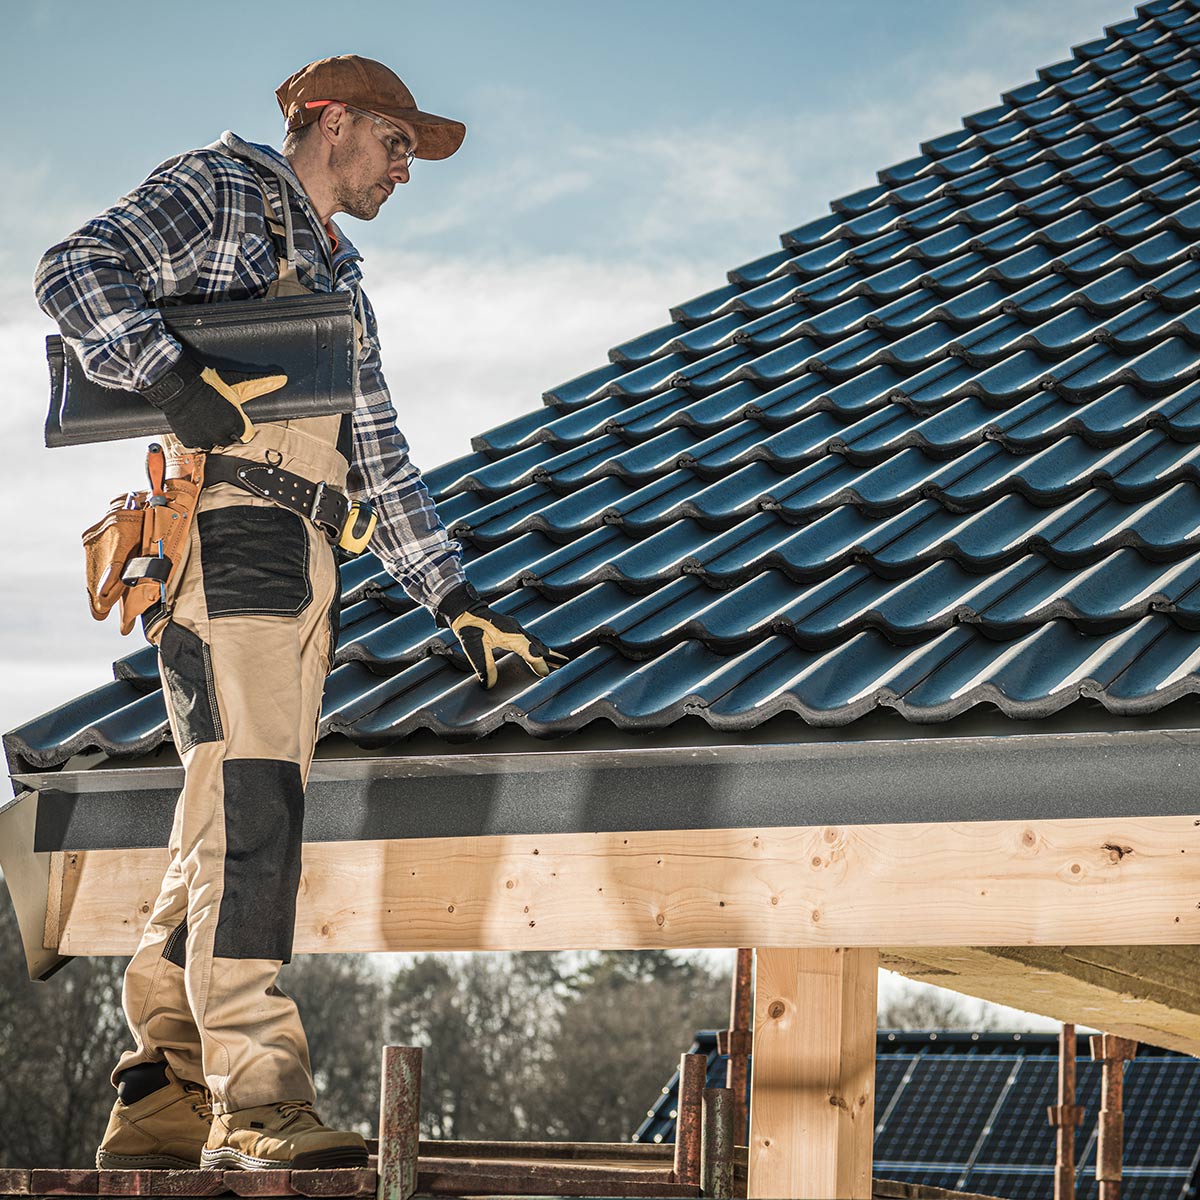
left=330, top=137, right=385, bottom=221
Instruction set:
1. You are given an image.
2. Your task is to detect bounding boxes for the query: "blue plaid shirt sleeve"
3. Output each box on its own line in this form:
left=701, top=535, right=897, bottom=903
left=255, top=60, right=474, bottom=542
left=34, top=146, right=467, bottom=616
left=33, top=152, right=218, bottom=391
left=347, top=289, right=467, bottom=612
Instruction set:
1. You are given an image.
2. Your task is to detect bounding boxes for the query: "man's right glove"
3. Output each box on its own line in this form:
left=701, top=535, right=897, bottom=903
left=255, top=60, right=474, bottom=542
left=436, top=581, right=569, bottom=690
left=139, top=350, right=287, bottom=450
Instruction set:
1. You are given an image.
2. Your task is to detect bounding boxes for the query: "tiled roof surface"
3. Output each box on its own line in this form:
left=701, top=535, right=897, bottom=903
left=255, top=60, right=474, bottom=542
left=637, top=1031, right=1200, bottom=1200
left=11, top=0, right=1200, bottom=770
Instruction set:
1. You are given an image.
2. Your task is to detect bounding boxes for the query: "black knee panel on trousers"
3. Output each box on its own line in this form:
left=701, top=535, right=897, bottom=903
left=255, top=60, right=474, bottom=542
left=214, top=759, right=304, bottom=963
left=159, top=622, right=223, bottom=752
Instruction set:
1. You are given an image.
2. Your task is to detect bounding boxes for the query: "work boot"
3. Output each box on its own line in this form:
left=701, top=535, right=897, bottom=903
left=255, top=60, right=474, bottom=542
left=201, top=1100, right=368, bottom=1170
left=96, top=1061, right=214, bottom=1169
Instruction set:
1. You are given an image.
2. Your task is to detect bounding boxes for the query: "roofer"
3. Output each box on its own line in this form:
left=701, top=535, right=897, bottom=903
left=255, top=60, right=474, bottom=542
left=34, top=54, right=566, bottom=1172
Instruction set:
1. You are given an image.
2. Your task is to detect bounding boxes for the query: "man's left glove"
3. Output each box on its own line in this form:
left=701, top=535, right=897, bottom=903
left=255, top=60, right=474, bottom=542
left=140, top=349, right=288, bottom=450
left=437, top=581, right=569, bottom=690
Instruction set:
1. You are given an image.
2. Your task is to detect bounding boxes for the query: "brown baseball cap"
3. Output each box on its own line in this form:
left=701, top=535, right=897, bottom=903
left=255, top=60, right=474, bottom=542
left=276, top=55, right=466, bottom=161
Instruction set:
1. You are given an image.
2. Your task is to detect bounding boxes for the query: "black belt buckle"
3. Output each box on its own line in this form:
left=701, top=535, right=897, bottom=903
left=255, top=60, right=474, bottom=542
left=309, top=481, right=328, bottom=524
left=309, top=479, right=350, bottom=542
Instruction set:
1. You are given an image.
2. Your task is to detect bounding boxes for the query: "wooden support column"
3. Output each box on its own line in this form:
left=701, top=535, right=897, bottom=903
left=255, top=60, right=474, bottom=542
left=747, top=947, right=877, bottom=1200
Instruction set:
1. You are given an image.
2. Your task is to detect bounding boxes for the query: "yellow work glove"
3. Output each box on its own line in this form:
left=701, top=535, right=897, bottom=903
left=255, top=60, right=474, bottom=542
left=200, top=366, right=288, bottom=443
left=436, top=582, right=569, bottom=690
left=140, top=350, right=287, bottom=450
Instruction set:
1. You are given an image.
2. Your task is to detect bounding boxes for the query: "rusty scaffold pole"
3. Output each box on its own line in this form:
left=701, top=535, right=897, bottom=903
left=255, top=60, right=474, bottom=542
left=674, top=1052, right=707, bottom=1188
left=1046, top=1023, right=1085, bottom=1200
left=1090, top=1033, right=1137, bottom=1200
left=718, top=947, right=753, bottom=1146
left=701, top=1086, right=736, bottom=1198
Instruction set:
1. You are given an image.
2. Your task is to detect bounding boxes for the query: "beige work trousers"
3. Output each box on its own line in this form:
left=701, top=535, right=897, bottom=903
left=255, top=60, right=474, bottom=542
left=111, top=417, right=345, bottom=1114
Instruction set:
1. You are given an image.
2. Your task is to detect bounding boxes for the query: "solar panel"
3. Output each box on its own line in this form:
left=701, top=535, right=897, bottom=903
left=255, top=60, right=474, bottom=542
left=1122, top=1058, right=1200, bottom=1168
left=874, top=1167, right=965, bottom=1192
left=872, top=1056, right=915, bottom=1131
left=874, top=1058, right=1014, bottom=1167
left=959, top=1167, right=1054, bottom=1200
left=637, top=1033, right=1200, bottom=1200
left=967, top=1059, right=1059, bottom=1168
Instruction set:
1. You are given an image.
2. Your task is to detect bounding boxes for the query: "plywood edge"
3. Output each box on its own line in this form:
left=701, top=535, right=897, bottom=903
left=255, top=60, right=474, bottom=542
left=884, top=945, right=1200, bottom=1054
left=0, top=792, right=69, bottom=980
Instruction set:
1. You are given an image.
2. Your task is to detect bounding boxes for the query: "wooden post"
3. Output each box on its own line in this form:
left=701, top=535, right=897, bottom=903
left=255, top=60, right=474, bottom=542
left=1047, top=1023, right=1085, bottom=1200
left=1090, top=1034, right=1137, bottom=1200
left=674, top=1052, right=707, bottom=1187
left=701, top=1086, right=736, bottom=1197
left=747, top=947, right=877, bottom=1200
left=377, top=1045, right=422, bottom=1200
left=726, top=948, right=753, bottom=1146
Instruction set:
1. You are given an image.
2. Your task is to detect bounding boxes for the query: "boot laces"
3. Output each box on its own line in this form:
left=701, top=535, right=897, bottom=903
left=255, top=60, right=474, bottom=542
left=183, top=1082, right=214, bottom=1122
left=278, top=1099, right=322, bottom=1129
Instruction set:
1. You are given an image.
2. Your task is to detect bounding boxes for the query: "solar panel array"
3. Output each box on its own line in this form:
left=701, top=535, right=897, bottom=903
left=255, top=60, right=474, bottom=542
left=634, top=1032, right=1200, bottom=1200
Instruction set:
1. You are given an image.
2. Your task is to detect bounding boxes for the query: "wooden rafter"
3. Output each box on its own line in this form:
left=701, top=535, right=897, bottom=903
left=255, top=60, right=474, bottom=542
left=45, top=815, right=1200, bottom=958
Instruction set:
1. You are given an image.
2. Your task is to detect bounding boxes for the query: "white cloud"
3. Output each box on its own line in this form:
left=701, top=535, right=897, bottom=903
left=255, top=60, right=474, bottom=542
left=361, top=250, right=716, bottom=470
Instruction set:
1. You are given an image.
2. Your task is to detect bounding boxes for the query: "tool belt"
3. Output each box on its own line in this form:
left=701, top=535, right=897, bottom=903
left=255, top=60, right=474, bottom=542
left=202, top=453, right=376, bottom=555
left=82, top=449, right=204, bottom=636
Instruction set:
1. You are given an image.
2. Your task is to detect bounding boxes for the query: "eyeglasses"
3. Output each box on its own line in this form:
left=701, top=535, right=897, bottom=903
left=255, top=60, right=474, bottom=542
left=303, top=99, right=416, bottom=166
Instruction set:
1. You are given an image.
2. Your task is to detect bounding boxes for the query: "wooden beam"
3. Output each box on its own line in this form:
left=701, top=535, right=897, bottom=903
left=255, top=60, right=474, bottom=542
left=43, top=851, right=66, bottom=952
left=748, top=948, right=877, bottom=1199
left=48, top=816, right=1200, bottom=958
left=0, top=792, right=66, bottom=979
left=884, top=946, right=1200, bottom=1054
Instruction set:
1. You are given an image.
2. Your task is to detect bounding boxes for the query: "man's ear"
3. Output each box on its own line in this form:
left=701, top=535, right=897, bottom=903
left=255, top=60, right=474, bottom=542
left=319, top=103, right=351, bottom=146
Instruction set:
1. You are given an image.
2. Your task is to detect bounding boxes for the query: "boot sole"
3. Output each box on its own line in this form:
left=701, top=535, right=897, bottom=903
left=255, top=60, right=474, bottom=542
left=96, top=1150, right=202, bottom=1170
left=201, top=1145, right=369, bottom=1171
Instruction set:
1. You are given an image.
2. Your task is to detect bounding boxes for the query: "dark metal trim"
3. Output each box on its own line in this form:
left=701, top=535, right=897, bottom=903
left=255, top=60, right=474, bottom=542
left=24, top=728, right=1200, bottom=853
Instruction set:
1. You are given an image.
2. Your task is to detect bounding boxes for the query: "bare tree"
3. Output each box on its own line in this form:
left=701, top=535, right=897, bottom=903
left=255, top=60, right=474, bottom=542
left=528, top=951, right=732, bottom=1142
left=386, top=952, right=567, bottom=1140
left=878, top=980, right=1008, bottom=1031
left=0, top=877, right=130, bottom=1168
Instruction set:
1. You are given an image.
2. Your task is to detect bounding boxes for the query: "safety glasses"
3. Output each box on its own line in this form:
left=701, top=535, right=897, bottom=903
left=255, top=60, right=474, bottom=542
left=303, top=100, right=416, bottom=165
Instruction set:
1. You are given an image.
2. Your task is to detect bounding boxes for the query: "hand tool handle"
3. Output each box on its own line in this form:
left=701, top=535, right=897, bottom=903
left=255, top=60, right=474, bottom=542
left=146, top=442, right=167, bottom=505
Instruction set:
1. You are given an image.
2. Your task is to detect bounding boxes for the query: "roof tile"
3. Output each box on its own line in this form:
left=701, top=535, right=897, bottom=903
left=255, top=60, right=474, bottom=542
left=18, top=1, right=1200, bottom=771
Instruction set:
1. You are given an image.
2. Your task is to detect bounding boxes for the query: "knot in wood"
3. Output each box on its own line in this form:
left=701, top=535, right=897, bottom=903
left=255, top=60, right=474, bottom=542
left=768, top=1001, right=785, bottom=1019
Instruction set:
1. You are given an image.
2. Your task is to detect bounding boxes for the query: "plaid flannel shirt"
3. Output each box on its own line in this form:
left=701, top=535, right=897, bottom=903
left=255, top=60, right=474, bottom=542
left=34, top=130, right=466, bottom=614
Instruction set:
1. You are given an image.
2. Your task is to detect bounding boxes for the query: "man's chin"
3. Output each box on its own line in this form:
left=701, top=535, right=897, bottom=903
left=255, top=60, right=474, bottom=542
left=342, top=198, right=384, bottom=221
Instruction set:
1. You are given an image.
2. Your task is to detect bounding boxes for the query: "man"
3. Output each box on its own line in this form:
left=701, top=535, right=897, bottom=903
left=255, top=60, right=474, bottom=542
left=35, top=55, right=565, bottom=1171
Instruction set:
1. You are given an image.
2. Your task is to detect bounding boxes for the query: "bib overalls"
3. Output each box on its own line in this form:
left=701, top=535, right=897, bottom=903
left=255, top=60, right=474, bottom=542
left=112, top=173, right=361, bottom=1114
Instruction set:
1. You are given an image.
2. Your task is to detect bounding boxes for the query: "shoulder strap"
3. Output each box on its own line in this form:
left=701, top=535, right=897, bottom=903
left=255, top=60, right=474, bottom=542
left=206, top=143, right=294, bottom=267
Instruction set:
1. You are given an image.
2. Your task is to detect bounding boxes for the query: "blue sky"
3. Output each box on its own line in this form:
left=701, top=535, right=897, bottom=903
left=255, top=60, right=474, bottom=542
left=0, top=0, right=1142, bottom=1026
left=0, top=0, right=1135, bottom=742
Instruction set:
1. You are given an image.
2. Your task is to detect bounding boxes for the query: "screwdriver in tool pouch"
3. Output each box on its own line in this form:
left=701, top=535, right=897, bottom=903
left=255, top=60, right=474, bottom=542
left=145, top=443, right=168, bottom=601
left=145, top=443, right=168, bottom=507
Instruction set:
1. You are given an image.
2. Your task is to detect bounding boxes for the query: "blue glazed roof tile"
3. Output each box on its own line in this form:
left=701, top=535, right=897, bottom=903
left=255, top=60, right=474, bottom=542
left=17, top=0, right=1200, bottom=772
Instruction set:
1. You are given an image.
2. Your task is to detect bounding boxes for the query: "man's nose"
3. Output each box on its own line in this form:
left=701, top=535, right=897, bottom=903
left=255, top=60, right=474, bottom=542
left=389, top=161, right=410, bottom=185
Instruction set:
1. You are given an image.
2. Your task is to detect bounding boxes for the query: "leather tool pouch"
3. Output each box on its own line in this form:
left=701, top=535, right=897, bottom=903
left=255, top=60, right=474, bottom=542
left=82, top=453, right=205, bottom=635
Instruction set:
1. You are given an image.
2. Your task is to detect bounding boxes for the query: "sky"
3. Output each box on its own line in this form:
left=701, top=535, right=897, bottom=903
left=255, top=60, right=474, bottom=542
left=0, top=0, right=1139, bottom=1022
